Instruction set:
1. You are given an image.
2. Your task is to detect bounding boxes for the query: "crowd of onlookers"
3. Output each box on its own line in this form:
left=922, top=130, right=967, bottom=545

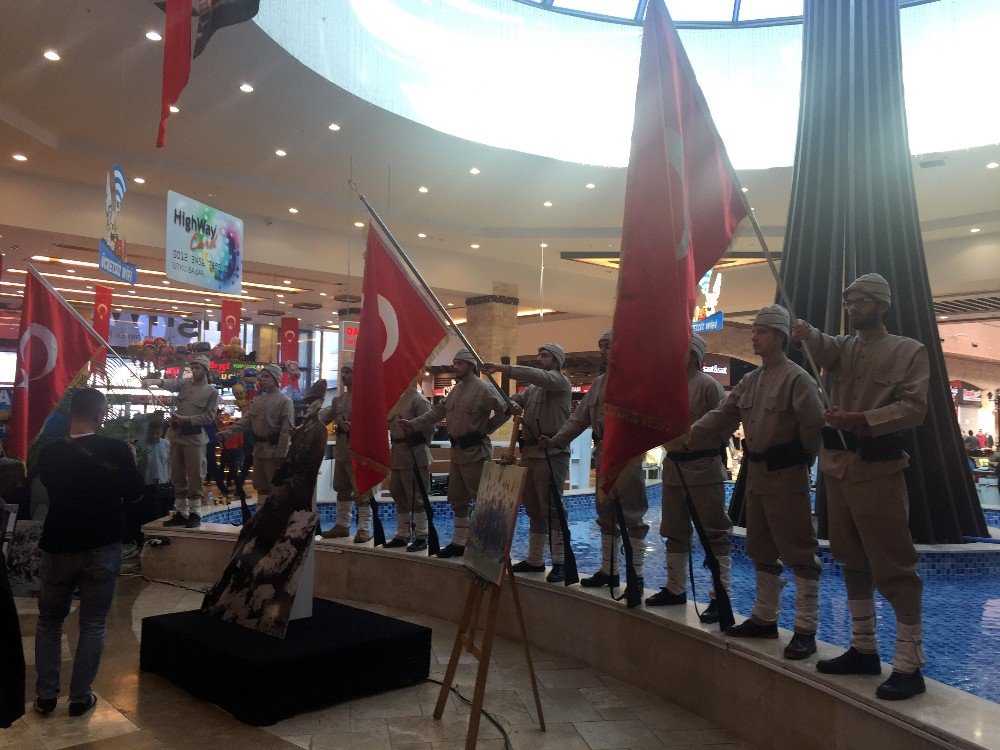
left=963, top=428, right=994, bottom=452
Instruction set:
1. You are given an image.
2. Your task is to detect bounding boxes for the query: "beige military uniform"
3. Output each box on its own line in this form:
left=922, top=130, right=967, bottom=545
left=222, top=389, right=294, bottom=499
left=389, top=390, right=434, bottom=535
left=661, top=370, right=732, bottom=591
left=689, top=356, right=824, bottom=633
left=320, top=392, right=358, bottom=502
left=510, top=365, right=571, bottom=565
left=803, top=326, right=929, bottom=669
left=408, top=376, right=509, bottom=520
left=156, top=376, right=218, bottom=515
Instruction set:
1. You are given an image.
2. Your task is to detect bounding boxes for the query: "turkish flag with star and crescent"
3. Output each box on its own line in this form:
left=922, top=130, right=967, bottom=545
left=220, top=298, right=242, bottom=345
left=91, top=284, right=113, bottom=370
left=598, top=0, right=747, bottom=496
left=8, top=266, right=107, bottom=460
left=350, top=223, right=449, bottom=495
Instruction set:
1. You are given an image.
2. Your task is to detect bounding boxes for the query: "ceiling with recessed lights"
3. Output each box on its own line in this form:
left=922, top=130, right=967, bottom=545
left=0, top=0, right=998, bottom=351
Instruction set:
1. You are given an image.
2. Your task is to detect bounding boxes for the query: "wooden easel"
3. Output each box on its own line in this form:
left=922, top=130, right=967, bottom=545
left=433, top=563, right=545, bottom=749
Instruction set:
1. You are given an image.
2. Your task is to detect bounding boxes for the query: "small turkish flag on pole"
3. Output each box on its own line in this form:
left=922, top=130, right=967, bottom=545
left=8, top=266, right=107, bottom=459
left=349, top=223, right=449, bottom=495
left=599, top=0, right=747, bottom=496
left=91, top=285, right=113, bottom=371
left=220, top=298, right=242, bottom=345
left=279, top=317, right=298, bottom=364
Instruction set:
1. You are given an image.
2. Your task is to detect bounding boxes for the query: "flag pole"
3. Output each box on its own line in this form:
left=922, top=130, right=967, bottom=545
left=25, top=263, right=172, bottom=411
left=350, top=180, right=513, bottom=406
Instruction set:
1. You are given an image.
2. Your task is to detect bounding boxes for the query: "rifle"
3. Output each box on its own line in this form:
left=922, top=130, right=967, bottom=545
left=403, top=436, right=441, bottom=556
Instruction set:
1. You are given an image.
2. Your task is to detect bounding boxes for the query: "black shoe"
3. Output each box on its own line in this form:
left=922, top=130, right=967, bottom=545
left=725, top=619, right=779, bottom=639
left=436, top=543, right=465, bottom=559
left=625, top=577, right=644, bottom=609
left=546, top=564, right=565, bottom=583
left=184, top=512, right=201, bottom=529
left=644, top=588, right=687, bottom=607
left=580, top=570, right=619, bottom=588
left=876, top=669, right=925, bottom=701
left=510, top=560, right=545, bottom=573
left=816, top=647, right=882, bottom=676
left=406, top=538, right=428, bottom=553
left=163, top=513, right=188, bottom=527
left=784, top=633, right=817, bottom=660
left=383, top=537, right=407, bottom=548
left=69, top=694, right=97, bottom=717
left=33, top=697, right=57, bottom=716
left=699, top=599, right=720, bottom=624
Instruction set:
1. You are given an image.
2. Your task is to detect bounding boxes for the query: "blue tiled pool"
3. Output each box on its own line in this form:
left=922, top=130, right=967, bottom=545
left=205, top=486, right=1000, bottom=703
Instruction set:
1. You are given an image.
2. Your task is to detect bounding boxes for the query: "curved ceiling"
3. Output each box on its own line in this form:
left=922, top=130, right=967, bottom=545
left=254, top=0, right=1000, bottom=168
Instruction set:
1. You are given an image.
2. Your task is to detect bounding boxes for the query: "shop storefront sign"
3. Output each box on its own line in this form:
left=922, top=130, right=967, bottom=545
left=692, top=311, right=724, bottom=333
left=165, top=191, right=243, bottom=293
left=950, top=380, right=983, bottom=405
left=98, top=238, right=137, bottom=284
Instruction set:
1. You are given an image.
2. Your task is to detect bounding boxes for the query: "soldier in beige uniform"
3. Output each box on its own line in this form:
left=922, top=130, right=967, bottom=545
left=143, top=355, right=218, bottom=528
left=793, top=273, right=930, bottom=701
left=681, top=306, right=824, bottom=659
left=218, top=363, right=294, bottom=512
left=384, top=388, right=435, bottom=552
left=319, top=362, right=375, bottom=543
left=400, top=349, right=509, bottom=558
left=541, top=331, right=648, bottom=592
left=646, top=334, right=733, bottom=624
left=484, top=344, right=572, bottom=583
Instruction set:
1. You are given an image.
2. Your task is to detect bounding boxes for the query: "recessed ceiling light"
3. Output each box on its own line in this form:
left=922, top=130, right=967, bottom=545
left=275, top=149, right=287, bottom=157
left=585, top=183, right=595, bottom=189
left=204, top=297, right=211, bottom=302
left=447, top=302, right=455, bottom=307
left=987, top=162, right=999, bottom=169
left=319, top=292, right=327, bottom=297
left=417, top=233, right=426, bottom=238
left=283, top=279, right=291, bottom=284
left=133, top=177, right=145, bottom=184
left=172, top=305, right=178, bottom=309
left=742, top=187, right=750, bottom=193
left=279, top=300, right=286, bottom=305
left=470, top=167, right=480, bottom=175
left=277, top=294, right=284, bottom=298
left=354, top=221, right=364, bottom=228
left=162, top=280, right=170, bottom=285
left=86, top=285, right=93, bottom=289
left=43, top=50, right=60, bottom=61
left=970, top=227, right=981, bottom=233
left=146, top=30, right=162, bottom=41
left=543, top=201, right=552, bottom=207
left=418, top=186, right=429, bottom=193
left=169, top=105, right=179, bottom=113
left=67, top=269, right=75, bottom=274
left=288, top=207, right=298, bottom=214
left=938, top=315, right=948, bottom=320
left=470, top=244, right=480, bottom=249
left=328, top=123, right=341, bottom=131
left=11, top=154, right=27, bottom=162
left=239, top=83, right=254, bottom=93
left=128, top=290, right=136, bottom=294
left=540, top=243, right=548, bottom=248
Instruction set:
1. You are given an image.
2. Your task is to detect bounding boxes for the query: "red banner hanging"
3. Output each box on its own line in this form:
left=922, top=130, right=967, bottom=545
left=91, top=285, right=113, bottom=369
left=220, top=299, right=242, bottom=345
left=279, top=316, right=298, bottom=364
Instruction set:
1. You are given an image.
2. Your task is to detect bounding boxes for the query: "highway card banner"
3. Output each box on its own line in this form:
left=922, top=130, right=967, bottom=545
left=165, top=190, right=243, bottom=293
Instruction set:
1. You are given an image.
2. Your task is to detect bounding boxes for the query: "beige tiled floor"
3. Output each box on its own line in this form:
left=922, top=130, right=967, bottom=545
left=8, top=578, right=753, bottom=749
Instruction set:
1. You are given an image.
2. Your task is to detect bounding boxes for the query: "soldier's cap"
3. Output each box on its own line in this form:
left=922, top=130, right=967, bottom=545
left=689, top=333, right=708, bottom=364
left=844, top=273, right=891, bottom=306
left=189, top=355, right=211, bottom=372
left=340, top=360, right=354, bottom=372
left=753, top=305, right=791, bottom=337
left=453, top=349, right=479, bottom=370
left=260, top=363, right=282, bottom=382
left=599, top=330, right=613, bottom=345
left=305, top=378, right=328, bottom=404
left=539, top=343, right=566, bottom=368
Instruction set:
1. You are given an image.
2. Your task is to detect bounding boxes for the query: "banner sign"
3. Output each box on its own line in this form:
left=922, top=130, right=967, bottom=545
left=692, top=311, right=723, bottom=333
left=165, top=190, right=243, bottom=293
left=340, top=320, right=359, bottom=352
left=280, top=317, right=299, bottom=363
left=220, top=299, right=242, bottom=345
left=98, top=238, right=137, bottom=284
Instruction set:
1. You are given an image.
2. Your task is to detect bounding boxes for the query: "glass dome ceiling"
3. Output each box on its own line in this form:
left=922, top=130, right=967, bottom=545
left=254, top=0, right=998, bottom=169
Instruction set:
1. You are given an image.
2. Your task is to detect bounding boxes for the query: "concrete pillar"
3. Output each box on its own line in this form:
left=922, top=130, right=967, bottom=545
left=464, top=282, right=519, bottom=365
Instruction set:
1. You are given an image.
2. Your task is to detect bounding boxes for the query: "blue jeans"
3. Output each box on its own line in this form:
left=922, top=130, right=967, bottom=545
left=35, top=542, right=122, bottom=702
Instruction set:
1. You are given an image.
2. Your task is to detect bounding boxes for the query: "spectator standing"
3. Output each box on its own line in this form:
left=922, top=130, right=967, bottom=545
left=987, top=433, right=995, bottom=450
left=127, top=421, right=172, bottom=545
left=964, top=430, right=979, bottom=452
left=32, top=388, right=144, bottom=717
left=976, top=429, right=987, bottom=449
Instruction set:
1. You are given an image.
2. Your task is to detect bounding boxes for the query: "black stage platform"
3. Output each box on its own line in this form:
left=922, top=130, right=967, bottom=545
left=140, top=597, right=432, bottom=726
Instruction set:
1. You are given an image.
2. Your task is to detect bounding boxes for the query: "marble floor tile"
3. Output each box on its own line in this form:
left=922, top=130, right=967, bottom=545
left=386, top=714, right=501, bottom=745
left=536, top=668, right=607, bottom=690
left=17, top=693, right=140, bottom=749
left=631, top=704, right=718, bottom=732
left=573, top=718, right=667, bottom=749
left=652, top=727, right=739, bottom=746
left=505, top=721, right=591, bottom=750
left=309, top=728, right=392, bottom=750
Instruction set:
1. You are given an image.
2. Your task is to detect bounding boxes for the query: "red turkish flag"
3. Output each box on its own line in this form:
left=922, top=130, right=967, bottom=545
left=350, top=223, right=448, bottom=494
left=220, top=298, right=242, bottom=345
left=279, top=316, right=298, bottom=365
left=157, top=0, right=193, bottom=148
left=599, top=0, right=747, bottom=495
left=91, top=285, right=113, bottom=370
left=8, top=267, right=107, bottom=459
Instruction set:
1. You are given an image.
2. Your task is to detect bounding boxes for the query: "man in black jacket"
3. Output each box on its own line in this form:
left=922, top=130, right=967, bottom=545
left=32, top=388, right=144, bottom=717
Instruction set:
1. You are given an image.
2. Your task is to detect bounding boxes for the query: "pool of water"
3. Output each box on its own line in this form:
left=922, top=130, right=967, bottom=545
left=205, top=486, right=1000, bottom=703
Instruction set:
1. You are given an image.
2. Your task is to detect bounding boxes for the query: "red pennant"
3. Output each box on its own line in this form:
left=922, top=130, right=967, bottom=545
left=350, top=223, right=449, bottom=495
left=599, top=0, right=747, bottom=495
left=157, top=0, right=193, bottom=148
left=8, top=267, right=106, bottom=459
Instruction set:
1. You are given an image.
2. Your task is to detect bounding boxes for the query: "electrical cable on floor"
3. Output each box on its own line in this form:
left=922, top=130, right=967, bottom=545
left=119, top=573, right=209, bottom=595
left=425, top=678, right=513, bottom=750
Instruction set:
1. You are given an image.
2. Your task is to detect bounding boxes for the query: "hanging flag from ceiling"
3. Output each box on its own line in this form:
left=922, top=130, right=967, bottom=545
left=279, top=316, right=298, bottom=365
left=220, top=298, right=242, bottom=346
left=91, top=285, right=113, bottom=371
left=157, top=0, right=193, bottom=148
left=598, top=0, right=748, bottom=496
left=193, top=0, right=261, bottom=58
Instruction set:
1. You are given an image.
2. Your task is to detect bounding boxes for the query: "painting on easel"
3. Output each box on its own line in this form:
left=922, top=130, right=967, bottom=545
left=463, top=462, right=527, bottom=586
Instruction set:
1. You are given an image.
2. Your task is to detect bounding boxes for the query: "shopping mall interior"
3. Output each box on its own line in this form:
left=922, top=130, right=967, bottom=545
left=1, top=1, right=999, bottom=748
